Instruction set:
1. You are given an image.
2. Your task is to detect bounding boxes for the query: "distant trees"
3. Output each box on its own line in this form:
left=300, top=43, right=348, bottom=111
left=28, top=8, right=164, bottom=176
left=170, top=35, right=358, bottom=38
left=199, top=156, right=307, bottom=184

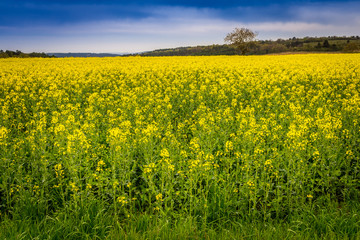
left=0, top=50, right=55, bottom=58
left=224, top=28, right=257, bottom=55
left=343, top=42, right=360, bottom=52
left=133, top=36, right=360, bottom=56
left=323, top=40, right=330, bottom=48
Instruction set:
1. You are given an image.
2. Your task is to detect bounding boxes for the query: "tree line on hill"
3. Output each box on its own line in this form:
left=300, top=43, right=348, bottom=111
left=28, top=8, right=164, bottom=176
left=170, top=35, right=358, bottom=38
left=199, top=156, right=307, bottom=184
left=131, top=36, right=360, bottom=57
left=2, top=35, right=360, bottom=58
left=0, top=50, right=55, bottom=58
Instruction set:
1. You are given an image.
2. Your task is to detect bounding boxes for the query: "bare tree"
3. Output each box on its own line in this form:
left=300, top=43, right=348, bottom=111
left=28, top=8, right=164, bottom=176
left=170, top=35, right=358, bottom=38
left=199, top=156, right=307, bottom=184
left=224, top=28, right=258, bottom=55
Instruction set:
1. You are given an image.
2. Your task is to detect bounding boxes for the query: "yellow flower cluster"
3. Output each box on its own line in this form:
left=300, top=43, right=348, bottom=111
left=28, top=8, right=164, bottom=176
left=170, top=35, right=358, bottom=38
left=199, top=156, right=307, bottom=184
left=1, top=54, right=359, bottom=215
left=117, top=196, right=128, bottom=206
left=0, top=126, right=9, bottom=146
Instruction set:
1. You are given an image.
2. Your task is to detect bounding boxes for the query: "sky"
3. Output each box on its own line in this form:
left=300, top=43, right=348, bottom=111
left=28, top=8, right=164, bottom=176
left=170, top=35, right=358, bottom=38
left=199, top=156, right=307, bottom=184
left=1, top=0, right=359, bottom=53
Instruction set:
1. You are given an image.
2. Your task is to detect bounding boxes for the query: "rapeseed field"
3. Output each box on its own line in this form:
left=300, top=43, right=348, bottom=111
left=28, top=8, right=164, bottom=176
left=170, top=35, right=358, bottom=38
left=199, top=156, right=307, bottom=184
left=0, top=55, right=359, bottom=239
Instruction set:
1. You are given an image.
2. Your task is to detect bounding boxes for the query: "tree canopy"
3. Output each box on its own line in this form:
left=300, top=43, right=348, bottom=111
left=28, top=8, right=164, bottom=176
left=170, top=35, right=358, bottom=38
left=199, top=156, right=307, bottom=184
left=224, top=27, right=257, bottom=55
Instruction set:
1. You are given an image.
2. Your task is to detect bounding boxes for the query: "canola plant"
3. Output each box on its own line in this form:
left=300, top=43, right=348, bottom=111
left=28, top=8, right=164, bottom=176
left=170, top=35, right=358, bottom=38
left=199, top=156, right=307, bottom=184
left=0, top=55, right=359, bottom=221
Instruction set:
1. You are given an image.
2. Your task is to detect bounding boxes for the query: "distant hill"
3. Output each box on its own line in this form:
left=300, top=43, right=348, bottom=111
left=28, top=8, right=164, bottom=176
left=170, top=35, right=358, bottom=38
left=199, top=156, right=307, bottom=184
left=129, top=36, right=360, bottom=56
left=2, top=36, right=359, bottom=59
left=48, top=53, right=126, bottom=58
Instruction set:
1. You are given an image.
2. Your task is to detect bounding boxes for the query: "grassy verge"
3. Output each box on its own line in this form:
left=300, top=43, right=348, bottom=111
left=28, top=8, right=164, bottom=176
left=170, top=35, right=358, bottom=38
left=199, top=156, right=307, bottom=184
left=1, top=199, right=360, bottom=239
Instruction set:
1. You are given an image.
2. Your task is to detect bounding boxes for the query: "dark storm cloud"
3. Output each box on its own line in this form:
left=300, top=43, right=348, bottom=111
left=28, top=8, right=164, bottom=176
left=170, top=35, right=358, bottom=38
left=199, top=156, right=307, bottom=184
left=1, top=0, right=357, bottom=26
left=1, top=0, right=359, bottom=52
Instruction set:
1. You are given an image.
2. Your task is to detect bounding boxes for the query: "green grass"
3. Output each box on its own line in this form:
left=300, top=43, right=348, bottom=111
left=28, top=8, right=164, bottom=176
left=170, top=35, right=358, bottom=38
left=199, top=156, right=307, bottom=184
left=1, top=200, right=360, bottom=239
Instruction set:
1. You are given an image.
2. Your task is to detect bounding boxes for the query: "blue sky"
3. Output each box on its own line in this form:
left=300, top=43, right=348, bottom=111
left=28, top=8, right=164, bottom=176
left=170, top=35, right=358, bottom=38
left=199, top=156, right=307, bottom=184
left=1, top=0, right=359, bottom=53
